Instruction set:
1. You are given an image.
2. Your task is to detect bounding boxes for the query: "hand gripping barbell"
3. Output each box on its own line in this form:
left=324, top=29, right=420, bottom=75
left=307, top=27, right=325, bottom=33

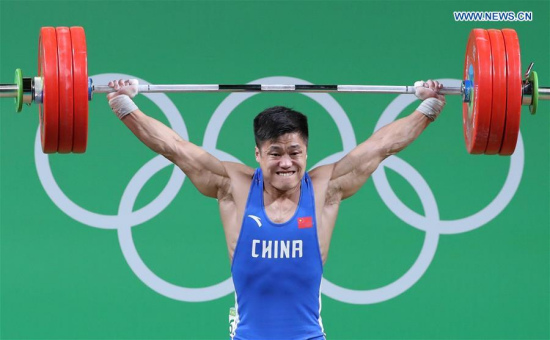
left=1, top=27, right=548, bottom=155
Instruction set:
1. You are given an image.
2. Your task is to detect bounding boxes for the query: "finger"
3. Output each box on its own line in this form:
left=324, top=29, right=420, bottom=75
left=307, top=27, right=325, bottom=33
left=426, top=79, right=435, bottom=89
left=129, top=79, right=139, bottom=86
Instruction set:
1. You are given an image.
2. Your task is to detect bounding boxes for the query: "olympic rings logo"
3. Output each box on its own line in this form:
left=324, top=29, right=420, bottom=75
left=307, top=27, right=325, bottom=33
left=35, top=74, right=524, bottom=304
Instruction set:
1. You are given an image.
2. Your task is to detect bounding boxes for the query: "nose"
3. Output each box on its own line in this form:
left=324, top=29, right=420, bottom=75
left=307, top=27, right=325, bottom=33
left=279, top=154, right=292, bottom=168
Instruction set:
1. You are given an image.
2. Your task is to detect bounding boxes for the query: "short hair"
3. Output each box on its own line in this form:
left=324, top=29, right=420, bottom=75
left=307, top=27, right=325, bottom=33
left=253, top=106, right=309, bottom=148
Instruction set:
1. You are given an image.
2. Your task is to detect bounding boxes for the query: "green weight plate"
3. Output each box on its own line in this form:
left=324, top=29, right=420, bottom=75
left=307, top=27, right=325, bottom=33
left=14, top=68, right=23, bottom=112
left=529, top=71, right=538, bottom=115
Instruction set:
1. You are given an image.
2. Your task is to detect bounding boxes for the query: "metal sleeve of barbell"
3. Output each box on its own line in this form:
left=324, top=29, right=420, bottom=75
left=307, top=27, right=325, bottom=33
left=92, top=84, right=464, bottom=95
left=0, top=84, right=19, bottom=98
left=539, top=87, right=550, bottom=100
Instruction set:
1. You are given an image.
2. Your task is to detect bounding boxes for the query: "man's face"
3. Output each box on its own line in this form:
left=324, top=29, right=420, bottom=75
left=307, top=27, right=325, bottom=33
left=255, top=132, right=308, bottom=193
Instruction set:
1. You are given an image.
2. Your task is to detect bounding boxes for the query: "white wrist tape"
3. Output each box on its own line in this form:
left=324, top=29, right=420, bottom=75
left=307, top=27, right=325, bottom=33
left=416, top=97, right=445, bottom=121
left=109, top=95, right=138, bottom=119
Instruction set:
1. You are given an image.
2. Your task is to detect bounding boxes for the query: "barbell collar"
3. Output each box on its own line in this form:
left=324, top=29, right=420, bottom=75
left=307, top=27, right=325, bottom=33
left=34, top=77, right=44, bottom=104
left=22, top=77, right=33, bottom=104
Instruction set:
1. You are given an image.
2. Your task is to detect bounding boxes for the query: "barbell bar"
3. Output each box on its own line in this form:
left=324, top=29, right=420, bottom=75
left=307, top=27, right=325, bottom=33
left=0, top=27, right=548, bottom=155
left=90, top=84, right=465, bottom=95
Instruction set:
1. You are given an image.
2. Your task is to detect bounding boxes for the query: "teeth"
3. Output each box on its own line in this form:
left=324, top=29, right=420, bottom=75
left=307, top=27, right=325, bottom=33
left=277, top=172, right=294, bottom=177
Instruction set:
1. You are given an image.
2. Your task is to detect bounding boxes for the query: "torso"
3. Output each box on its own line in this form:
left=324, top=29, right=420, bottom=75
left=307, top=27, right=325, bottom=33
left=218, top=162, right=340, bottom=265
left=229, top=169, right=326, bottom=339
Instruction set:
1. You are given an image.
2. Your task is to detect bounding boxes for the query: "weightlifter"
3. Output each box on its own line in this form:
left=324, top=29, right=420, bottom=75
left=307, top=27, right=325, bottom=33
left=107, top=78, right=445, bottom=340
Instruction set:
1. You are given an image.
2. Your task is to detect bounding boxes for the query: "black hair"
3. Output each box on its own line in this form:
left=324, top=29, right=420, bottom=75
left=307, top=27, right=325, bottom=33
left=253, top=106, right=309, bottom=148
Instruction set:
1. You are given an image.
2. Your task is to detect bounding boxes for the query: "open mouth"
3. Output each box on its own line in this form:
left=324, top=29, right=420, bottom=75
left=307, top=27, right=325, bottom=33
left=276, top=171, right=296, bottom=177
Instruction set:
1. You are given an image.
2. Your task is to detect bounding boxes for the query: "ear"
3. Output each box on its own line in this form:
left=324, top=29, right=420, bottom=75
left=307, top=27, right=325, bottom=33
left=255, top=146, right=260, bottom=163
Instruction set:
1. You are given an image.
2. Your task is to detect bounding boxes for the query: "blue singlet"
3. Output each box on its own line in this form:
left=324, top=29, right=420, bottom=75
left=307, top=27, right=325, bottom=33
left=231, top=168, right=325, bottom=340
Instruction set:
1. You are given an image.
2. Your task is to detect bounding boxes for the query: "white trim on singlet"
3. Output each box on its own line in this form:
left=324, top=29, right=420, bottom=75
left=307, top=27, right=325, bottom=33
left=230, top=292, right=240, bottom=339
left=318, top=280, right=326, bottom=336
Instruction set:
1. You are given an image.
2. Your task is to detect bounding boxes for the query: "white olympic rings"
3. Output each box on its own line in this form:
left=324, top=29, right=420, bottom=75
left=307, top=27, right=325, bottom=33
left=35, top=75, right=523, bottom=304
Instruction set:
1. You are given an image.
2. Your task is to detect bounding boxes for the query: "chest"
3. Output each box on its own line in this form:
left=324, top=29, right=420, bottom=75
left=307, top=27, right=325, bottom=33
left=264, top=200, right=299, bottom=224
left=233, top=209, right=321, bottom=268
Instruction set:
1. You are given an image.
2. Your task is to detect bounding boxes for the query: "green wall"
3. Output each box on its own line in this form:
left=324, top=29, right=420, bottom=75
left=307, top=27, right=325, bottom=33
left=1, top=1, right=548, bottom=339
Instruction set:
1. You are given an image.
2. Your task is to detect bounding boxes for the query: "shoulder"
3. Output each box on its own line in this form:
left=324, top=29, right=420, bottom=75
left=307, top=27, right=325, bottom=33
left=222, top=162, right=255, bottom=179
left=308, top=164, right=335, bottom=186
left=308, top=164, right=339, bottom=204
left=218, top=162, right=255, bottom=201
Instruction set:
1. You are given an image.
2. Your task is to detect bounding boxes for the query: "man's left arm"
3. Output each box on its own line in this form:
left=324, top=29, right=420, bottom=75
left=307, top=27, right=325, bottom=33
left=322, top=79, right=446, bottom=201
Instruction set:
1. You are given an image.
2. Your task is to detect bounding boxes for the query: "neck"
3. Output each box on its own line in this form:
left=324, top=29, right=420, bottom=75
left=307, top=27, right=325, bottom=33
left=263, top=183, right=301, bottom=203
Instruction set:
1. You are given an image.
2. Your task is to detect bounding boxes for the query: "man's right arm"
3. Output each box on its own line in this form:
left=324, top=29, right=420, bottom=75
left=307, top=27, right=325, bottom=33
left=121, top=110, right=229, bottom=198
left=107, top=79, right=234, bottom=199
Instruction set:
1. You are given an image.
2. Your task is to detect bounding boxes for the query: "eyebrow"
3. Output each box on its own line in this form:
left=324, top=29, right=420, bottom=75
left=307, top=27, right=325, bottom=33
left=267, top=144, right=302, bottom=151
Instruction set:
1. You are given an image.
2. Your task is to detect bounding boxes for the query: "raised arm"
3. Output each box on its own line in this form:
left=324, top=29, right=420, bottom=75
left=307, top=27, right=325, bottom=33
left=313, top=80, right=446, bottom=201
left=107, top=79, right=234, bottom=199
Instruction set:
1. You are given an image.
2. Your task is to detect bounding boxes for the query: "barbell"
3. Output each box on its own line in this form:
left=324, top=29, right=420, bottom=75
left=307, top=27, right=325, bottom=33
left=1, top=26, right=548, bottom=155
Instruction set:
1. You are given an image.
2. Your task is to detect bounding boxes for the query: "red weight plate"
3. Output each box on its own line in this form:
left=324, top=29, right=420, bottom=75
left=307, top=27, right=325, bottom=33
left=485, top=29, right=507, bottom=154
left=38, top=27, right=59, bottom=153
left=70, top=26, right=88, bottom=153
left=71, top=27, right=88, bottom=153
left=463, top=29, right=493, bottom=154
left=499, top=29, right=522, bottom=155
left=56, top=27, right=74, bottom=153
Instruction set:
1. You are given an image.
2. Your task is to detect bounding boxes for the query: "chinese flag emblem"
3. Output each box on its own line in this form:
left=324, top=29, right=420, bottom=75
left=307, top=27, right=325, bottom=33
left=298, top=216, right=313, bottom=229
